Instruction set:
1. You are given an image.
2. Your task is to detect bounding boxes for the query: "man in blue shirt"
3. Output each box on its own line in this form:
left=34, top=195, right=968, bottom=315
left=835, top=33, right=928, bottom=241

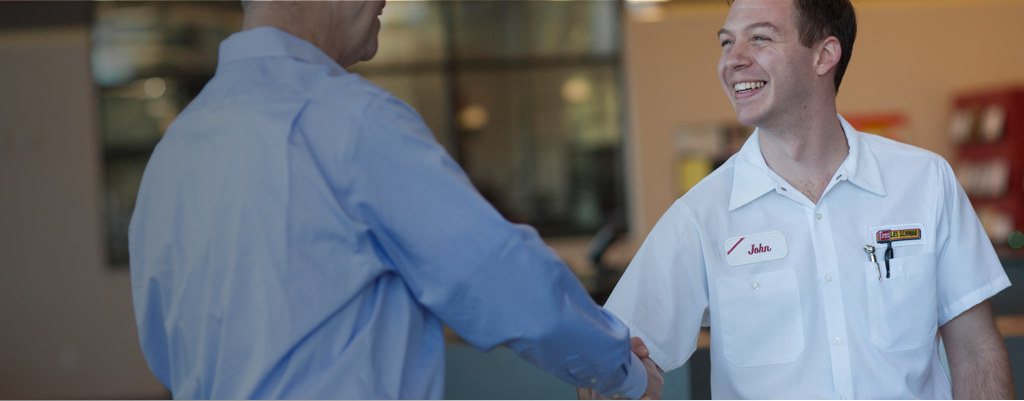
left=129, top=1, right=662, bottom=399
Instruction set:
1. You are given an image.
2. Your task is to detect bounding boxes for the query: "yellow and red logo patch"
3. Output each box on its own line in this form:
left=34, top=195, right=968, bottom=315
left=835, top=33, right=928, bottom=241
left=876, top=228, right=922, bottom=243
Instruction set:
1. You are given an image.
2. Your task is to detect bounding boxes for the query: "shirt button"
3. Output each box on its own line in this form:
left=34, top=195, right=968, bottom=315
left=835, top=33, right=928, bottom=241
left=825, top=274, right=834, bottom=282
left=612, top=394, right=620, bottom=399
left=834, top=337, right=842, bottom=345
left=752, top=282, right=760, bottom=290
left=815, top=213, right=823, bottom=220
left=591, top=378, right=597, bottom=384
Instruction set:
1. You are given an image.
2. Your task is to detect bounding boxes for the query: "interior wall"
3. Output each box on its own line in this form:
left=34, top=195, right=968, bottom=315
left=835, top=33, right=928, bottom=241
left=0, top=28, right=166, bottom=399
left=623, top=0, right=1024, bottom=239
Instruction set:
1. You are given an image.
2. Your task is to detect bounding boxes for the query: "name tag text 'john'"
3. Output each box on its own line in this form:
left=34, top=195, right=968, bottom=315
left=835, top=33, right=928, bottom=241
left=724, top=231, right=788, bottom=266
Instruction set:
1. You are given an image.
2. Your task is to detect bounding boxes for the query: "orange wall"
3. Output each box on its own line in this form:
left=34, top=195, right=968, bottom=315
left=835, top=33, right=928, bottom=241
left=623, top=0, right=1024, bottom=239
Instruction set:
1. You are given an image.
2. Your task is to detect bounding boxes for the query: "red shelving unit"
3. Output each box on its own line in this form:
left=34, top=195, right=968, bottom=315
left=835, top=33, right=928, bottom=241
left=951, top=88, right=1024, bottom=245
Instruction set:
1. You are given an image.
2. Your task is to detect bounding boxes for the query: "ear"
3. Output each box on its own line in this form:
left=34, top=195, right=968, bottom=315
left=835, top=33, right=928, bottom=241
left=814, top=36, right=842, bottom=78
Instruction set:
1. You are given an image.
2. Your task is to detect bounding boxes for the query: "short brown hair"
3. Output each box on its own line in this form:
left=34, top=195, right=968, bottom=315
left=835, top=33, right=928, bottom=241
left=793, top=0, right=857, bottom=93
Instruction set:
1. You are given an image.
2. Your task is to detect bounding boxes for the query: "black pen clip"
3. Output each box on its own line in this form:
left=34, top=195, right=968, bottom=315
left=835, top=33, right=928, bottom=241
left=883, top=241, right=893, bottom=279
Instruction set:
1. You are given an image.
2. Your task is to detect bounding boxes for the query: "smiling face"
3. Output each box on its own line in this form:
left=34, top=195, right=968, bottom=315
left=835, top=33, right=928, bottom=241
left=717, top=0, right=817, bottom=128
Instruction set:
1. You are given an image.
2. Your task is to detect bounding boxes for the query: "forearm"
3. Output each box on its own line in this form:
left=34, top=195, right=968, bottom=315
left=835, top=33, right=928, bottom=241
left=947, top=334, right=1014, bottom=399
left=417, top=224, right=641, bottom=394
left=941, top=300, right=1015, bottom=400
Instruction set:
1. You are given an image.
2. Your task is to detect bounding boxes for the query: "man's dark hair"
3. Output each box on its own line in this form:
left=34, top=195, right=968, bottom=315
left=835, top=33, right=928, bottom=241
left=793, top=0, right=857, bottom=94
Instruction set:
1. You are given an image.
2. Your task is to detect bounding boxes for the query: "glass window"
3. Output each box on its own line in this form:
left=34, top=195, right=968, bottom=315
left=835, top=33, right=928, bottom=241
left=455, top=66, right=624, bottom=234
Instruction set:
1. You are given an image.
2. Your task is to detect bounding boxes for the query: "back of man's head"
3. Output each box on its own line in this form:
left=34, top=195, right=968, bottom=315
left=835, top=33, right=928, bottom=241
left=791, top=0, right=857, bottom=94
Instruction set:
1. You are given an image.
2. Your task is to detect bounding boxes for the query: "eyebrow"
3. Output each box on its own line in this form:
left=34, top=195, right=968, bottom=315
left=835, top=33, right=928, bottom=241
left=717, top=21, right=782, bottom=37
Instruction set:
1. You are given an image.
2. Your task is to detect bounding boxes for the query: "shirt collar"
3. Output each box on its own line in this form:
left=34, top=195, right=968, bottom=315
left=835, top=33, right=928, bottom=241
left=728, top=114, right=886, bottom=211
left=217, top=26, right=346, bottom=74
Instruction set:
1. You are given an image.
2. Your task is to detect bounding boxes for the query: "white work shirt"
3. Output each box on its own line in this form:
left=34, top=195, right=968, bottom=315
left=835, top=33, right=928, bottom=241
left=605, top=115, right=1011, bottom=399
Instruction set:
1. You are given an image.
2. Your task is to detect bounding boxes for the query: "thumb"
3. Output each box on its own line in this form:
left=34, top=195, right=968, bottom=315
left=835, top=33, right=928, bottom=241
left=630, top=337, right=649, bottom=359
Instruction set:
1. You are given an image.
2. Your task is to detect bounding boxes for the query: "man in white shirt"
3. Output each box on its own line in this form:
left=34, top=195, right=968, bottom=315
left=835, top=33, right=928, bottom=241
left=595, top=0, right=1015, bottom=398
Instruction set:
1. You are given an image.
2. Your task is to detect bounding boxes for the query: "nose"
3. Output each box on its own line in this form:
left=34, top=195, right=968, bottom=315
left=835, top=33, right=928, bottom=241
left=723, top=40, right=752, bottom=71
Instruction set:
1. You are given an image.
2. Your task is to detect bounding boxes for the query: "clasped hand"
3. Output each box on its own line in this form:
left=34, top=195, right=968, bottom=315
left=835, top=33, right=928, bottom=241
left=576, top=337, right=664, bottom=400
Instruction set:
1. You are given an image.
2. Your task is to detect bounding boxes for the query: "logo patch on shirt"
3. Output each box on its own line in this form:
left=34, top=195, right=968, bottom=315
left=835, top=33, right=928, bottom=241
left=868, top=223, right=926, bottom=249
left=876, top=228, right=921, bottom=243
left=724, top=231, right=787, bottom=266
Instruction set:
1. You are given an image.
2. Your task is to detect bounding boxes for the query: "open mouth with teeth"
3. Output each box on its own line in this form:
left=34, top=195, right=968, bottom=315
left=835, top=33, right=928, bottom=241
left=734, top=81, right=766, bottom=93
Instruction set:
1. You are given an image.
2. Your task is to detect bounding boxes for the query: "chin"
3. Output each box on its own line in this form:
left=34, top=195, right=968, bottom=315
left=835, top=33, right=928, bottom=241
left=360, top=41, right=379, bottom=62
left=733, top=107, right=764, bottom=127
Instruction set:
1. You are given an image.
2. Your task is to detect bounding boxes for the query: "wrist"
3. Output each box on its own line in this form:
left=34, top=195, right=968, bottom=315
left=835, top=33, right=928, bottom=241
left=598, top=352, right=647, bottom=399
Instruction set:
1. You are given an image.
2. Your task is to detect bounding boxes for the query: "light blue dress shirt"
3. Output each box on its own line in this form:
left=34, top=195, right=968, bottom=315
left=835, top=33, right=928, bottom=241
left=129, top=27, right=645, bottom=399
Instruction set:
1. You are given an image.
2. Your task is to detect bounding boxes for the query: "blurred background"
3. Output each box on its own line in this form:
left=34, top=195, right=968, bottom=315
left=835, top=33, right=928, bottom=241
left=1, top=0, right=1023, bottom=398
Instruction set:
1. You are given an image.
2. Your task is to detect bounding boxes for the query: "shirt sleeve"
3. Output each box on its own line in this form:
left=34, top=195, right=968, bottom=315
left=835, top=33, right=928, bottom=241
left=604, top=199, right=709, bottom=373
left=343, top=93, right=645, bottom=397
left=934, top=159, right=1011, bottom=326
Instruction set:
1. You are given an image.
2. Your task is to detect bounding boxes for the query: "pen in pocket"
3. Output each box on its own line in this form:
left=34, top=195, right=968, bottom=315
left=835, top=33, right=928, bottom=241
left=865, top=245, right=880, bottom=281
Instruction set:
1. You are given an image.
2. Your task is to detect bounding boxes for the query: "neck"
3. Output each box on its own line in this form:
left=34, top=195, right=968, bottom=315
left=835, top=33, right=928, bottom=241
left=756, top=100, right=849, bottom=204
left=242, top=3, right=351, bottom=67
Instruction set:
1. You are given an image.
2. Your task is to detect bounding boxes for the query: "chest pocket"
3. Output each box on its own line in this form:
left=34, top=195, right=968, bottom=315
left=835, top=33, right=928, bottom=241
left=864, top=252, right=938, bottom=352
left=716, top=269, right=804, bottom=367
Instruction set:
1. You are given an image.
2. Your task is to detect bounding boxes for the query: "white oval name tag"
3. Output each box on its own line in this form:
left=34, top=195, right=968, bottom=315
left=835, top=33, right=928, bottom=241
left=724, top=231, right=787, bottom=266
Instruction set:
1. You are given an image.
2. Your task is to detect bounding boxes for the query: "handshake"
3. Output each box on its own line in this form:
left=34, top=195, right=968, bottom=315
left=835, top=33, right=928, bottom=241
left=577, top=337, right=665, bottom=400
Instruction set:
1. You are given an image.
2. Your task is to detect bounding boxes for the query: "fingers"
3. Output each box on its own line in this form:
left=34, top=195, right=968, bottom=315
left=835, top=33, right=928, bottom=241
left=630, top=337, right=649, bottom=360
left=630, top=336, right=662, bottom=400
left=640, top=356, right=664, bottom=400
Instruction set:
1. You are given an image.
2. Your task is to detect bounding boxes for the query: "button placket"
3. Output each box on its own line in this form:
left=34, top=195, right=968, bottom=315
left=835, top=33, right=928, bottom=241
left=807, top=199, right=854, bottom=397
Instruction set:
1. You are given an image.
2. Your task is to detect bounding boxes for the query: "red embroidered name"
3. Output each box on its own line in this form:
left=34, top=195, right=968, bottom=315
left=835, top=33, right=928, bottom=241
left=748, top=243, right=771, bottom=255
left=724, top=231, right=787, bottom=266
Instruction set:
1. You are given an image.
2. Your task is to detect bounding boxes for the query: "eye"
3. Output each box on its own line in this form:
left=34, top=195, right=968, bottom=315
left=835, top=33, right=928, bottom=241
left=720, top=39, right=733, bottom=47
left=753, top=35, right=770, bottom=42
